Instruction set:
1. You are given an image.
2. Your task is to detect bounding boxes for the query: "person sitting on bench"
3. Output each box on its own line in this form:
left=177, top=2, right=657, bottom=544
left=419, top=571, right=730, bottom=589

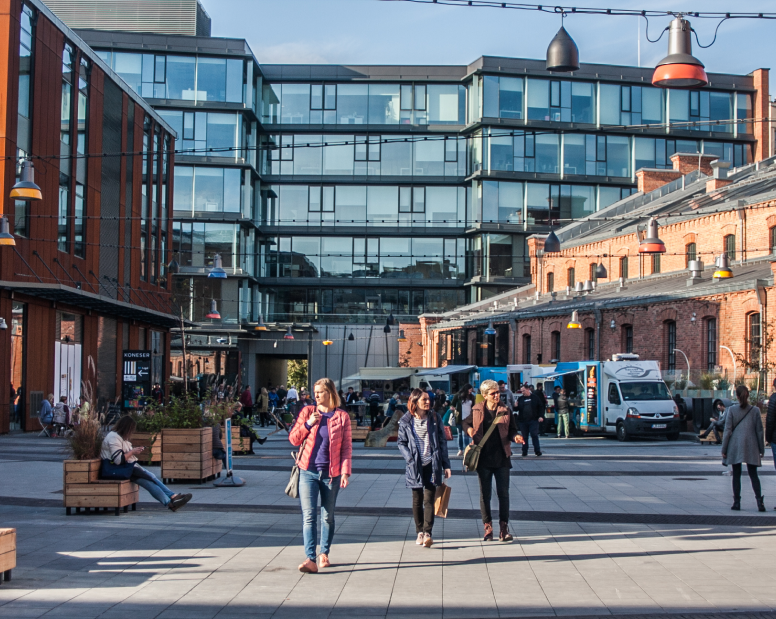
left=699, top=399, right=727, bottom=444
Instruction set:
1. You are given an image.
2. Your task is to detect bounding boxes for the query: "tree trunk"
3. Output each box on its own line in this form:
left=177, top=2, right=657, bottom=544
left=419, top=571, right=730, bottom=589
left=364, top=409, right=405, bottom=448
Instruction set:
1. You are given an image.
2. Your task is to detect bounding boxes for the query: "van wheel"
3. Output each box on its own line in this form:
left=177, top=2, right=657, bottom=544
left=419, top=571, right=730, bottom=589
left=666, top=432, right=680, bottom=441
left=616, top=422, right=629, bottom=442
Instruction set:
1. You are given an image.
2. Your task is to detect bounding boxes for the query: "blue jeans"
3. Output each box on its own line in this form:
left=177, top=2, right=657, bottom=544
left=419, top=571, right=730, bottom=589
left=772, top=444, right=776, bottom=471
left=299, top=467, right=341, bottom=561
left=133, top=465, right=175, bottom=506
left=519, top=420, right=541, bottom=456
left=457, top=423, right=471, bottom=452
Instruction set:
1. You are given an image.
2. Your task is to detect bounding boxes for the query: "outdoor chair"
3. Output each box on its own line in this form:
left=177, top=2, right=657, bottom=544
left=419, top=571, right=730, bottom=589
left=37, top=417, right=53, bottom=438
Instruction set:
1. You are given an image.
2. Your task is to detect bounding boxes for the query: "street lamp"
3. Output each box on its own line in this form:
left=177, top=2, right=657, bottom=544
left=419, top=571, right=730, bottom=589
left=484, top=321, right=496, bottom=336
left=673, top=348, right=690, bottom=386
left=10, top=160, right=42, bottom=201
left=638, top=218, right=666, bottom=254
left=205, top=299, right=220, bottom=320
left=652, top=16, right=708, bottom=89
left=720, top=345, right=736, bottom=391
left=208, top=254, right=227, bottom=279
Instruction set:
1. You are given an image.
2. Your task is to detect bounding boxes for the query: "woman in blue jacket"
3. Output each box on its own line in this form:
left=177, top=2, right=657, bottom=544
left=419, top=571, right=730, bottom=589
left=397, top=388, right=451, bottom=548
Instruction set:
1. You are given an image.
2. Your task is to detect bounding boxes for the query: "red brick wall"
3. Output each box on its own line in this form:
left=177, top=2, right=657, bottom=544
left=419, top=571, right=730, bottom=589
left=752, top=68, right=770, bottom=162
left=636, top=169, right=681, bottom=193
left=398, top=323, right=424, bottom=368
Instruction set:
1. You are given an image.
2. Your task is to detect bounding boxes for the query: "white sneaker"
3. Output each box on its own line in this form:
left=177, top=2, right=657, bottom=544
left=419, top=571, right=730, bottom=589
left=423, top=534, right=433, bottom=548
left=456, top=450, right=462, bottom=456
left=416, top=532, right=424, bottom=545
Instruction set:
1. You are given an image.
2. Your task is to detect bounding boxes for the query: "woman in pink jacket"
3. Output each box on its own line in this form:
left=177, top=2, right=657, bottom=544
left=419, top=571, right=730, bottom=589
left=289, top=377, right=352, bottom=573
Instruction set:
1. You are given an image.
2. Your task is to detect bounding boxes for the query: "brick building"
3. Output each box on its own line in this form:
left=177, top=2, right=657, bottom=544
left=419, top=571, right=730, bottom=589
left=407, top=154, right=776, bottom=387
left=0, top=0, right=178, bottom=432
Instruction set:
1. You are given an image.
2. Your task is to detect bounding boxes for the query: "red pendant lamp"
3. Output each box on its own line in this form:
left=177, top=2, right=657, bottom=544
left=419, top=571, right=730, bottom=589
left=638, top=218, right=667, bottom=254
left=205, top=299, right=221, bottom=320
left=652, top=16, right=708, bottom=89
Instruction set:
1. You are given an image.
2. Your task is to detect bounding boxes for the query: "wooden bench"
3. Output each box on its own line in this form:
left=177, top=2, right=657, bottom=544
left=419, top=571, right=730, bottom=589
left=351, top=421, right=370, bottom=442
left=162, top=428, right=223, bottom=484
left=0, top=529, right=14, bottom=584
left=63, top=459, right=139, bottom=516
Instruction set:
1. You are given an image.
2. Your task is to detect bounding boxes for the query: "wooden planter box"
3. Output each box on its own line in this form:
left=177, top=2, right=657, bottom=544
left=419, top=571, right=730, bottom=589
left=63, top=460, right=139, bottom=516
left=0, top=528, right=15, bottom=583
left=228, top=424, right=251, bottom=455
left=132, top=432, right=162, bottom=464
left=351, top=420, right=369, bottom=442
left=161, top=428, right=222, bottom=483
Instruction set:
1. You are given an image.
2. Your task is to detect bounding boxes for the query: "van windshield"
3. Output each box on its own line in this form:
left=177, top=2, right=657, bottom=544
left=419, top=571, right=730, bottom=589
left=619, top=382, right=671, bottom=401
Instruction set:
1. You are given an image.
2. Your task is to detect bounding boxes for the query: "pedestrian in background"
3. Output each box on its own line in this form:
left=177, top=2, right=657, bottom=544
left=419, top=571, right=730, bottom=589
left=463, top=379, right=523, bottom=542
left=497, top=380, right=515, bottom=411
left=516, top=384, right=544, bottom=457
left=397, top=388, right=451, bottom=548
left=767, top=379, right=776, bottom=500
left=239, top=386, right=253, bottom=419
left=289, top=378, right=352, bottom=573
left=699, top=399, right=727, bottom=444
left=452, top=384, right=474, bottom=456
left=721, top=385, right=765, bottom=512
left=257, top=387, right=269, bottom=427
left=556, top=388, right=570, bottom=439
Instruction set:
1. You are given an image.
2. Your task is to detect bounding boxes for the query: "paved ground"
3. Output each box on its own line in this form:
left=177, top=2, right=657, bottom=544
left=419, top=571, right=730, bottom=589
left=1, top=430, right=776, bottom=619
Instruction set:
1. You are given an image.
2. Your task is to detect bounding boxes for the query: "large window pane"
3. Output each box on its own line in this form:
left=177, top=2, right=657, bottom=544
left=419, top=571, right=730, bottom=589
left=571, top=82, right=594, bottom=123
left=367, top=185, right=398, bottom=225
left=634, top=137, right=656, bottom=171
left=337, top=185, right=367, bottom=223
left=114, top=53, right=142, bottom=93
left=710, top=91, right=733, bottom=133
left=368, top=84, right=400, bottom=124
left=223, top=168, right=242, bottom=212
left=563, top=134, right=586, bottom=175
left=381, top=137, right=412, bottom=175
left=166, top=55, right=196, bottom=100
left=173, top=166, right=193, bottom=213
left=337, top=84, right=368, bottom=124
left=323, top=134, right=354, bottom=174
left=489, top=134, right=513, bottom=171
left=380, top=237, right=411, bottom=277
left=414, top=139, right=444, bottom=175
left=599, top=84, right=620, bottom=125
left=294, top=134, right=323, bottom=174
left=669, top=89, right=689, bottom=122
left=197, top=57, right=227, bottom=102
left=498, top=181, right=523, bottom=224
left=281, top=83, right=310, bottom=124
left=641, top=87, right=664, bottom=124
left=500, top=77, right=523, bottom=119
left=321, top=237, right=352, bottom=277
left=527, top=79, right=549, bottom=120
left=414, top=238, right=444, bottom=278
left=425, top=186, right=457, bottom=227
left=606, top=136, right=630, bottom=177
left=206, top=113, right=238, bottom=151
left=561, top=184, right=595, bottom=219
left=278, top=185, right=308, bottom=223
left=534, top=134, right=559, bottom=173
left=194, top=167, right=224, bottom=211
left=427, top=84, right=461, bottom=124
left=292, top=237, right=320, bottom=277
left=226, top=58, right=243, bottom=103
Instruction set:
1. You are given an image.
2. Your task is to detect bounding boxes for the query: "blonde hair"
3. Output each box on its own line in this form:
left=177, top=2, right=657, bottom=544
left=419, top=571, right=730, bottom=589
left=479, top=379, right=499, bottom=395
left=313, top=378, right=341, bottom=408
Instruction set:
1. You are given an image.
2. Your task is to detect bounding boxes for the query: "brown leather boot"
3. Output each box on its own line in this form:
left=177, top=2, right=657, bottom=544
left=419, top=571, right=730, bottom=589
left=483, top=522, right=493, bottom=541
left=499, top=521, right=513, bottom=542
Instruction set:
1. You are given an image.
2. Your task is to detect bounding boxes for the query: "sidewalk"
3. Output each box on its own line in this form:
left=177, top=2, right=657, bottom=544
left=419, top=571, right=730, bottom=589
left=1, top=432, right=775, bottom=618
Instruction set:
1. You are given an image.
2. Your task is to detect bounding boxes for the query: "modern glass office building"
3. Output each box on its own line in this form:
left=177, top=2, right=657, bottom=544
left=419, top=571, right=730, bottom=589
left=72, top=26, right=763, bottom=388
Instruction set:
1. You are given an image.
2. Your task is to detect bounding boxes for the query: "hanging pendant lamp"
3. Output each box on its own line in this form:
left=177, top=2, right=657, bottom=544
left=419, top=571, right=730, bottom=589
left=595, top=263, right=607, bottom=279
left=347, top=332, right=355, bottom=341
left=638, top=218, right=667, bottom=254
left=713, top=253, right=734, bottom=279
left=10, top=160, right=42, bottom=201
left=544, top=228, right=561, bottom=253
left=397, top=330, right=407, bottom=343
left=208, top=254, right=227, bottom=279
left=387, top=311, right=395, bottom=326
left=567, top=310, right=582, bottom=329
left=254, top=315, right=267, bottom=331
left=484, top=321, right=496, bottom=336
left=322, top=339, right=333, bottom=346
left=283, top=326, right=294, bottom=340
left=652, top=16, right=708, bottom=88
left=205, top=299, right=221, bottom=320
left=546, top=26, right=580, bottom=73
left=167, top=258, right=180, bottom=274
left=0, top=217, right=15, bottom=246
left=383, top=320, right=391, bottom=334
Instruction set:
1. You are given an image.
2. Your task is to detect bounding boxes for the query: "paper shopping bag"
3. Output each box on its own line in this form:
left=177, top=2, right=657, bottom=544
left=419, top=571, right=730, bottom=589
left=434, top=483, right=451, bottom=518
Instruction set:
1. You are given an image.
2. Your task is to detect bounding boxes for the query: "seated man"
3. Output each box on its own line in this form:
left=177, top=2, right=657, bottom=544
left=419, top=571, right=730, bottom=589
left=699, top=399, right=727, bottom=443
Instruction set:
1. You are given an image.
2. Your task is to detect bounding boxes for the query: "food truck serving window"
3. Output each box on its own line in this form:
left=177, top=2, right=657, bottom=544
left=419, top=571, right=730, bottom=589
left=619, top=382, right=671, bottom=401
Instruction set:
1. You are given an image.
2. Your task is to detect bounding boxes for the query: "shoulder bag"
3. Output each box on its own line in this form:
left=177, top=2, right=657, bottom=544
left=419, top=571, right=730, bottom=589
left=100, top=450, right=136, bottom=481
left=285, top=410, right=314, bottom=498
left=463, top=411, right=507, bottom=473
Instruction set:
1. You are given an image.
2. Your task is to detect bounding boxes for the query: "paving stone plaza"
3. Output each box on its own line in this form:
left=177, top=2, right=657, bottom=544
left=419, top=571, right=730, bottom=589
left=1, top=433, right=776, bottom=619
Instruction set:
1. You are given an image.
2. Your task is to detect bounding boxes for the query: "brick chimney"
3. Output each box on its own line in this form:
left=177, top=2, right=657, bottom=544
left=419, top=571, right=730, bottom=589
left=670, top=152, right=718, bottom=176
left=636, top=168, right=681, bottom=194
left=706, top=159, right=732, bottom=193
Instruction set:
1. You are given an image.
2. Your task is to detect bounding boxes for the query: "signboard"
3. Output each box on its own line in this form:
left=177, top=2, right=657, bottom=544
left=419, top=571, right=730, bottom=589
left=225, top=418, right=233, bottom=474
left=122, top=350, right=152, bottom=410
left=585, top=364, right=598, bottom=427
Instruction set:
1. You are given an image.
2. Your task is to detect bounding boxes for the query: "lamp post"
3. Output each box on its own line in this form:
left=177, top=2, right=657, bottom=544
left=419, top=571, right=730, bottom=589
left=720, top=345, right=736, bottom=393
left=673, top=348, right=690, bottom=387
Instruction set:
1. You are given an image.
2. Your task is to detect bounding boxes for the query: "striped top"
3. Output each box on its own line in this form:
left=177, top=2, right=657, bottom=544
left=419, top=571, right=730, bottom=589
left=413, top=417, right=432, bottom=465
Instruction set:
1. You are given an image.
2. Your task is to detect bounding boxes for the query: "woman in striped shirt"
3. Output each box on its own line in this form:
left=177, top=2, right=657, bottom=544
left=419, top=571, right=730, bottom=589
left=397, top=388, right=452, bottom=547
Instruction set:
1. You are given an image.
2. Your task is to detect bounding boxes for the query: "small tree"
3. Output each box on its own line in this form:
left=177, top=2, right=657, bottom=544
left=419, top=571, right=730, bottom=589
left=288, top=359, right=308, bottom=391
left=733, top=318, right=776, bottom=397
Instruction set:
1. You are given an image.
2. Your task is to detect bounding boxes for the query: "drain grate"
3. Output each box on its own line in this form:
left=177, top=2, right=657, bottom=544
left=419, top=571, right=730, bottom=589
left=672, top=477, right=708, bottom=481
left=537, top=487, right=567, bottom=490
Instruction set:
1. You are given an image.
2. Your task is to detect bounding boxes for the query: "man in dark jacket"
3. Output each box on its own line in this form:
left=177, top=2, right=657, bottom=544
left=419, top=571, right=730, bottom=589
left=766, top=378, right=776, bottom=479
left=515, top=384, right=544, bottom=456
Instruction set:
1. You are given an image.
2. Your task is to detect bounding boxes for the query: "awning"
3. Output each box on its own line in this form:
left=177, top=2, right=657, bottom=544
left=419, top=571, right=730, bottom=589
left=344, top=370, right=414, bottom=382
left=541, top=369, right=585, bottom=380
left=415, top=365, right=476, bottom=376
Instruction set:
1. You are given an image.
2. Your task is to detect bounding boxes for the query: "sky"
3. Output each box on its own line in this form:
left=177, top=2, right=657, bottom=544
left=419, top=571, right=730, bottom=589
left=199, top=0, right=775, bottom=76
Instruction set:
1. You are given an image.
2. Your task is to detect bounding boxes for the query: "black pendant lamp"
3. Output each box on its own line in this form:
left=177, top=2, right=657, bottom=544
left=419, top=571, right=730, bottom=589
left=544, top=229, right=561, bottom=253
left=595, top=263, right=607, bottom=279
left=652, top=16, right=708, bottom=88
left=546, top=26, right=579, bottom=73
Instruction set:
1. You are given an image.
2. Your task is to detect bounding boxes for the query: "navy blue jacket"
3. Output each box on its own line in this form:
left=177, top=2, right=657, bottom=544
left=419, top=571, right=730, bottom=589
left=397, top=411, right=451, bottom=489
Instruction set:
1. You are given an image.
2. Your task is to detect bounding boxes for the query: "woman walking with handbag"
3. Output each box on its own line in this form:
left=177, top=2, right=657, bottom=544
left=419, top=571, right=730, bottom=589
left=397, top=388, right=452, bottom=548
left=463, top=379, right=523, bottom=542
left=288, top=378, right=352, bottom=573
left=100, top=416, right=192, bottom=511
left=721, top=385, right=765, bottom=511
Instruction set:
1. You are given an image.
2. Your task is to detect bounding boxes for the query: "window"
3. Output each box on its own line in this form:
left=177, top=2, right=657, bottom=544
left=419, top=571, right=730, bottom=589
left=608, top=383, right=621, bottom=405
left=589, top=263, right=597, bottom=283
left=522, top=334, right=532, bottom=364
left=686, top=242, right=697, bottom=266
left=748, top=312, right=761, bottom=366
left=16, top=4, right=34, bottom=154
left=666, top=321, right=676, bottom=371
left=619, top=256, right=628, bottom=280
left=623, top=324, right=633, bottom=354
left=652, top=253, right=661, bottom=274
left=600, top=85, right=664, bottom=126
left=724, top=234, right=736, bottom=262
left=74, top=57, right=89, bottom=258
left=526, top=79, right=594, bottom=123
left=173, top=166, right=243, bottom=214
left=585, top=328, right=595, bottom=361
left=551, top=330, right=561, bottom=362
left=563, top=134, right=629, bottom=177
left=546, top=272, right=554, bottom=293
left=770, top=226, right=776, bottom=254
left=567, top=267, right=575, bottom=288
left=706, top=318, right=717, bottom=371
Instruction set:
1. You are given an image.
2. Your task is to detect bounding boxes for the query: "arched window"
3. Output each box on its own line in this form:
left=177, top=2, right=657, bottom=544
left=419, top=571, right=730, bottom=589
left=585, top=328, right=595, bottom=360
left=724, top=234, right=736, bottom=262
left=665, top=321, right=676, bottom=370
left=622, top=324, right=633, bottom=354
left=589, top=263, right=597, bottom=282
left=547, top=272, right=554, bottom=292
left=685, top=242, right=697, bottom=266
left=706, top=318, right=717, bottom=370
left=770, top=226, right=776, bottom=254
left=747, top=312, right=761, bottom=366
left=567, top=267, right=575, bottom=288
left=652, top=253, right=661, bottom=274
left=620, top=256, right=628, bottom=280
left=551, top=330, right=561, bottom=362
left=522, top=334, right=532, bottom=364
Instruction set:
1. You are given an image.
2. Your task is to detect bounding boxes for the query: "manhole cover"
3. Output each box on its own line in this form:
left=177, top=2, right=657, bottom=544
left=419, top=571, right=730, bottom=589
left=537, top=487, right=567, bottom=490
left=672, top=478, right=707, bottom=481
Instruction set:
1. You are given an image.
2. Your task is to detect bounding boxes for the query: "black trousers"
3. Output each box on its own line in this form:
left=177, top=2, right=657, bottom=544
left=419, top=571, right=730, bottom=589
left=476, top=465, right=510, bottom=524
left=732, top=463, right=762, bottom=499
left=411, top=463, right=436, bottom=535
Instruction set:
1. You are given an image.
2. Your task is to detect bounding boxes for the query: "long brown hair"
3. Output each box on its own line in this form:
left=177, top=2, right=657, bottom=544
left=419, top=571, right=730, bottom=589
left=736, top=384, right=750, bottom=407
left=407, top=388, right=430, bottom=419
left=114, top=415, right=137, bottom=440
left=314, top=377, right=340, bottom=408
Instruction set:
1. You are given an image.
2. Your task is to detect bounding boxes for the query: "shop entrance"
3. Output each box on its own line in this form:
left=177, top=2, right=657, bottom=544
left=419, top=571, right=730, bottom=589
left=256, top=354, right=307, bottom=392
